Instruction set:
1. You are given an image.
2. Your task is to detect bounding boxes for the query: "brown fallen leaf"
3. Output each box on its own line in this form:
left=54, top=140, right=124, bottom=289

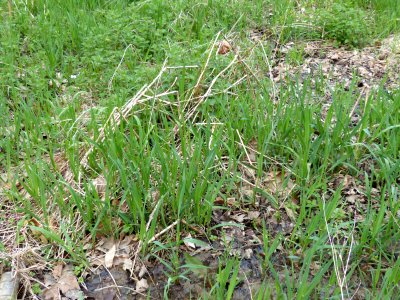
left=138, top=265, right=147, bottom=278
left=43, top=274, right=56, bottom=288
left=93, top=174, right=106, bottom=197
left=230, top=213, right=246, bottom=223
left=52, top=263, right=63, bottom=279
left=43, top=286, right=60, bottom=300
left=218, top=40, right=231, bottom=55
left=43, top=265, right=82, bottom=300
left=135, top=278, right=149, bottom=293
left=227, top=197, right=237, bottom=206
left=214, top=196, right=224, bottom=206
left=58, top=269, right=80, bottom=296
left=104, top=243, right=117, bottom=268
left=247, top=211, right=260, bottom=220
left=122, top=258, right=133, bottom=271
left=26, top=218, right=49, bottom=244
left=213, top=197, right=237, bottom=207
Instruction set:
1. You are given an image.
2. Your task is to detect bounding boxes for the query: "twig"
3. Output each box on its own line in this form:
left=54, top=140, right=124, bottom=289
left=186, top=54, right=238, bottom=122
left=259, top=41, right=277, bottom=100
left=108, top=44, right=133, bottom=91
left=236, top=142, right=297, bottom=177
left=104, top=267, right=121, bottom=297
left=224, top=34, right=261, bottom=86
left=181, top=219, right=206, bottom=236
left=184, top=32, right=221, bottom=113
left=349, top=88, right=366, bottom=119
left=131, top=196, right=179, bottom=275
left=93, top=285, right=146, bottom=297
left=323, top=195, right=357, bottom=300
left=243, top=271, right=254, bottom=300
left=130, top=221, right=179, bottom=276
left=223, top=74, right=248, bottom=93
left=166, top=65, right=199, bottom=70
left=148, top=220, right=179, bottom=244
left=323, top=196, right=345, bottom=300
left=80, top=61, right=169, bottom=172
left=236, top=130, right=256, bottom=184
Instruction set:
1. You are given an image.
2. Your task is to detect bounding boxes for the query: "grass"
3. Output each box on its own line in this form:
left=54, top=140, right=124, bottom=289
left=1, top=0, right=399, bottom=299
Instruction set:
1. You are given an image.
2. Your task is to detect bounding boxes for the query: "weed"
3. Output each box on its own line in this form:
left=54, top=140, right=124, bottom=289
left=317, top=3, right=373, bottom=47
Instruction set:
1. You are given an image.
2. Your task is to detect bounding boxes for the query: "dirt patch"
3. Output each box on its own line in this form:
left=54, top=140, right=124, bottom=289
left=261, top=34, right=400, bottom=93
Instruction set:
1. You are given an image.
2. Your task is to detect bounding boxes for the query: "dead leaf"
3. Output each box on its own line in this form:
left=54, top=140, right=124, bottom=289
left=310, top=261, right=321, bottom=275
left=214, top=197, right=237, bottom=207
left=284, top=207, right=296, bottom=221
left=93, top=175, right=106, bottom=197
left=240, top=188, right=254, bottom=199
left=43, top=286, right=60, bottom=300
left=104, top=244, right=117, bottom=268
left=52, top=263, right=63, bottom=279
left=151, top=189, right=160, bottom=201
left=59, top=276, right=79, bottom=296
left=346, top=194, right=358, bottom=204
left=218, top=40, right=231, bottom=55
left=135, top=278, right=149, bottom=293
left=138, top=265, right=147, bottom=278
left=227, top=198, right=237, bottom=206
left=43, top=265, right=82, bottom=300
left=230, top=213, right=246, bottom=223
left=27, top=218, right=49, bottom=244
left=214, top=196, right=224, bottom=206
left=122, top=258, right=133, bottom=271
left=43, top=274, right=56, bottom=287
left=247, top=211, right=260, bottom=220
left=244, top=248, right=253, bottom=259
left=184, top=233, right=196, bottom=249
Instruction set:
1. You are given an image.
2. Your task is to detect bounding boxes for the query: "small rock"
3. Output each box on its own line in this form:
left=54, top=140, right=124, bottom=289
left=0, top=272, right=18, bottom=300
